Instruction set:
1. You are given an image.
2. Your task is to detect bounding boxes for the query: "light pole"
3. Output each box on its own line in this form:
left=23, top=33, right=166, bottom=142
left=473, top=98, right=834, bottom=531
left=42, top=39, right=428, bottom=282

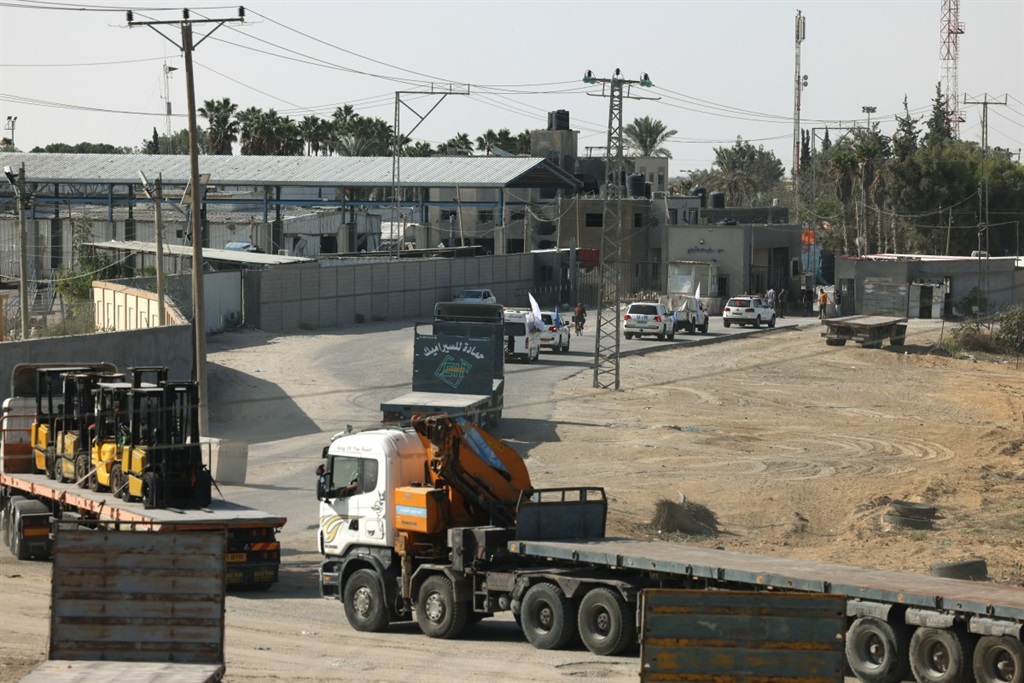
left=3, top=116, right=16, bottom=146
left=862, top=106, right=876, bottom=129
left=4, top=164, right=29, bottom=338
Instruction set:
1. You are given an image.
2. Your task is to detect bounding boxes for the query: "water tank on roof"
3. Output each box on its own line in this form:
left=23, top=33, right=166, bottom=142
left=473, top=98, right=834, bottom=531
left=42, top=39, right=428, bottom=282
left=644, top=182, right=652, bottom=199
left=691, top=186, right=707, bottom=208
left=547, top=109, right=570, bottom=131
left=627, top=173, right=645, bottom=198
left=710, top=191, right=726, bottom=209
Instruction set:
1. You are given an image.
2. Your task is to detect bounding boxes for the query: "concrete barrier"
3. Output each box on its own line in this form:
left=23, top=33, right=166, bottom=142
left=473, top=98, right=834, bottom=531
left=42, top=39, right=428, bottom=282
left=203, top=437, right=248, bottom=485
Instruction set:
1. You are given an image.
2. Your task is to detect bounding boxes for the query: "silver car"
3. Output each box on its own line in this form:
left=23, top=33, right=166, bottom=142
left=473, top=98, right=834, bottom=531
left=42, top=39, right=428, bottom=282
left=722, top=296, right=776, bottom=328
left=623, top=302, right=675, bottom=341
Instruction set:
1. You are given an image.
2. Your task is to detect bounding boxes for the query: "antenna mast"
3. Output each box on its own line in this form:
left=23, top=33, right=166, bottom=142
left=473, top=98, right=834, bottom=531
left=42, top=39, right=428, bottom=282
left=940, top=0, right=965, bottom=138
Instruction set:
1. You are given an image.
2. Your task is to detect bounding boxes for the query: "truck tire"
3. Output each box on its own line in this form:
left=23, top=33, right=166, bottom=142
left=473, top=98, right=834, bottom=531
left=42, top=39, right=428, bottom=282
left=75, top=453, right=90, bottom=488
left=11, top=499, right=48, bottom=561
left=890, top=500, right=937, bottom=520
left=54, top=458, right=67, bottom=484
left=109, top=464, right=125, bottom=500
left=521, top=582, right=578, bottom=650
left=344, top=568, right=390, bottom=633
left=2, top=495, right=27, bottom=548
left=577, top=587, right=635, bottom=656
left=929, top=559, right=988, bottom=581
left=910, top=626, right=974, bottom=683
left=415, top=574, right=466, bottom=639
left=972, top=635, right=1023, bottom=683
left=883, top=511, right=933, bottom=530
left=846, top=616, right=912, bottom=683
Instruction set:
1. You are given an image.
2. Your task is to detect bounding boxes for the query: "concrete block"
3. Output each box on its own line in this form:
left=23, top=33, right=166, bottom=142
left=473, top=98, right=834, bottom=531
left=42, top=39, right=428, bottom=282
left=203, top=437, right=248, bottom=485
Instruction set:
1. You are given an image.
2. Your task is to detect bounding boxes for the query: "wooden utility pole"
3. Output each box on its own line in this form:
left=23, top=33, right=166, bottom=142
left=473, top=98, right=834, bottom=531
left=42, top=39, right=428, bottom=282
left=128, top=8, right=244, bottom=434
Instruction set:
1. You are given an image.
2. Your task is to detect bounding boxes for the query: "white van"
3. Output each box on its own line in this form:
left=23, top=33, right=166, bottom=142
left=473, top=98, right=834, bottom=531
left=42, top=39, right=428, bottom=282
left=502, top=308, right=541, bottom=362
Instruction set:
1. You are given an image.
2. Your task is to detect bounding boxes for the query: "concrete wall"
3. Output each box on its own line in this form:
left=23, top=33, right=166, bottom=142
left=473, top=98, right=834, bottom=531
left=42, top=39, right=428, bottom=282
left=667, top=224, right=749, bottom=296
left=249, top=253, right=536, bottom=331
left=0, top=325, right=193, bottom=402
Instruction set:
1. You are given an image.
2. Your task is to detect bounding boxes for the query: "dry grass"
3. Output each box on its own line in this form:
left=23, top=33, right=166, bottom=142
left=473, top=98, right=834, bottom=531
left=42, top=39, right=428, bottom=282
left=651, top=497, right=719, bottom=536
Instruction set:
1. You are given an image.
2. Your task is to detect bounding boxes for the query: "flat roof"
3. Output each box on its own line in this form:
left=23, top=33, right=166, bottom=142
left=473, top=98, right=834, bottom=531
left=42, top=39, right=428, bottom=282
left=0, top=152, right=582, bottom=190
left=86, top=240, right=312, bottom=265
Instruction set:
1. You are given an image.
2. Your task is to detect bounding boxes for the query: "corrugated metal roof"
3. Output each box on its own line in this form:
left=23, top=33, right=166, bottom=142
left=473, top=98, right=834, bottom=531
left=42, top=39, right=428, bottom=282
left=0, top=152, right=581, bottom=189
left=87, top=240, right=312, bottom=265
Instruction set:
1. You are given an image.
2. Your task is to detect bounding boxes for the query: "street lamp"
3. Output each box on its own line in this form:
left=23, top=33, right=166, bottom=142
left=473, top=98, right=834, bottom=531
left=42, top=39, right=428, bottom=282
left=862, top=106, right=876, bottom=129
left=3, top=116, right=16, bottom=146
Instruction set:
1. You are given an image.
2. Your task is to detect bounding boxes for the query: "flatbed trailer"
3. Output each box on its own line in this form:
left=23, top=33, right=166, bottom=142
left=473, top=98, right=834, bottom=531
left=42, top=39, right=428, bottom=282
left=1, top=471, right=286, bottom=589
left=381, top=379, right=504, bottom=429
left=821, top=315, right=908, bottom=348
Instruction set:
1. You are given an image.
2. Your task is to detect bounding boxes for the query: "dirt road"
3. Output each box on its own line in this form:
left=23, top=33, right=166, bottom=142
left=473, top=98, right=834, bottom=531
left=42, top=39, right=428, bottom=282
left=2, top=319, right=1021, bottom=681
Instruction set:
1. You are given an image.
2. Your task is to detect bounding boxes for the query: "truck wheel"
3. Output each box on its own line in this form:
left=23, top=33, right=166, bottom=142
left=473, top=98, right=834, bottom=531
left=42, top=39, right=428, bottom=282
left=74, top=453, right=90, bottom=488
left=723, top=320, right=731, bottom=328
left=973, top=635, right=1022, bottom=683
left=87, top=463, right=100, bottom=492
left=929, top=559, right=988, bottom=582
left=910, top=626, right=973, bottom=683
left=344, top=568, right=390, bottom=633
left=577, top=587, right=635, bottom=656
left=890, top=500, right=937, bottom=520
left=142, top=472, right=158, bottom=509
left=109, top=464, right=125, bottom=500
left=11, top=499, right=48, bottom=561
left=846, top=616, right=911, bottom=683
left=521, top=582, right=578, bottom=650
left=416, top=574, right=466, bottom=639
left=1, top=495, right=27, bottom=548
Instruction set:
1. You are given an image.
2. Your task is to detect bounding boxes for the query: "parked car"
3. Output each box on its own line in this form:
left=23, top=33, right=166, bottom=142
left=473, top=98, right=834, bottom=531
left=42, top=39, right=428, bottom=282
left=623, top=302, right=675, bottom=341
left=539, top=311, right=571, bottom=353
left=722, top=295, right=776, bottom=328
left=452, top=288, right=497, bottom=304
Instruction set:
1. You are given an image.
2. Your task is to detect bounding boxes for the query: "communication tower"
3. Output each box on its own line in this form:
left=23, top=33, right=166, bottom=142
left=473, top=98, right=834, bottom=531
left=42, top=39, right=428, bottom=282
left=940, top=0, right=965, bottom=137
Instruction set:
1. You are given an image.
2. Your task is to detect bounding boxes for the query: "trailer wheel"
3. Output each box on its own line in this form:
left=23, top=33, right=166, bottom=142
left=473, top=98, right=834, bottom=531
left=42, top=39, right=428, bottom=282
left=845, top=616, right=911, bottom=683
left=415, top=574, right=466, bottom=639
left=1, top=495, right=27, bottom=548
left=142, top=472, right=158, bottom=509
left=344, top=568, right=390, bottom=633
left=972, top=635, right=1022, bottom=683
left=74, top=453, right=90, bottom=488
left=910, top=626, right=974, bottom=683
left=109, top=464, right=125, bottom=500
left=577, top=587, right=635, bottom=656
left=521, top=582, right=578, bottom=650
left=11, top=499, right=48, bottom=561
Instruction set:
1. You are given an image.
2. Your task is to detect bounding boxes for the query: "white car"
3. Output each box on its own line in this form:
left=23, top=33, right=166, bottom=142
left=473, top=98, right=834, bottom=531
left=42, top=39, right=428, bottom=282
left=539, top=311, right=571, bottom=353
left=452, top=288, right=497, bottom=304
left=722, top=295, right=776, bottom=328
left=503, top=308, right=541, bottom=362
left=623, top=302, right=675, bottom=341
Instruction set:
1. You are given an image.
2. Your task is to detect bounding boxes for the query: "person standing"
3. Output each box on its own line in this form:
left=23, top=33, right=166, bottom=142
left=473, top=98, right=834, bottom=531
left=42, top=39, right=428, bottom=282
left=818, top=288, right=829, bottom=320
left=777, top=288, right=786, bottom=318
left=765, top=286, right=776, bottom=311
left=834, top=289, right=842, bottom=317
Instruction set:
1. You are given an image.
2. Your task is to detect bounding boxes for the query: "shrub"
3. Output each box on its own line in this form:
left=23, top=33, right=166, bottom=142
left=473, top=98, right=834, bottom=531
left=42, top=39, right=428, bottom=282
left=993, top=306, right=1024, bottom=356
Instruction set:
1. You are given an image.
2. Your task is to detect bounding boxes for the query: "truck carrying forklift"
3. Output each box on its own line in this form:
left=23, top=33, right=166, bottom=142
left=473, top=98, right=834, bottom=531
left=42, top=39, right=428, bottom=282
left=316, top=414, right=1023, bottom=683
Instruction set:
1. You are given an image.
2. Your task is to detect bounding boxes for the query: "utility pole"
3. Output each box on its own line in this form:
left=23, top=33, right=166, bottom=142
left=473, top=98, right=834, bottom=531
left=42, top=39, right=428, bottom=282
left=964, top=93, right=1007, bottom=309
left=4, top=116, right=16, bottom=146
left=861, top=105, right=876, bottom=129
left=583, top=69, right=655, bottom=390
left=4, top=164, right=29, bottom=338
left=391, top=86, right=467, bottom=254
left=792, top=11, right=807, bottom=182
left=128, top=7, right=244, bottom=434
left=138, top=171, right=167, bottom=326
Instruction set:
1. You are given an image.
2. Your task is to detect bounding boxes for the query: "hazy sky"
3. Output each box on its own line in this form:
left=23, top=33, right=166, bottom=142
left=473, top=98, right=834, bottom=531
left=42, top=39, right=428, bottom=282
left=1, top=0, right=1021, bottom=176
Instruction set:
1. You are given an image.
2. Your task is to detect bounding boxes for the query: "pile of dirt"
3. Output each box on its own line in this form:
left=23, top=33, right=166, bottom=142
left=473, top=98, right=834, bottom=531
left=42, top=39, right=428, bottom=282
left=650, top=497, right=719, bottom=536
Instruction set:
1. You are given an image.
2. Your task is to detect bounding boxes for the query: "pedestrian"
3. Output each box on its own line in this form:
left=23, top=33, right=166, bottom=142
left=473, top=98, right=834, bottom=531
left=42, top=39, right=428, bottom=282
left=803, top=288, right=813, bottom=316
left=777, top=288, right=786, bottom=318
left=765, top=286, right=776, bottom=311
left=573, top=302, right=586, bottom=336
left=818, top=288, right=829, bottom=320
left=834, top=289, right=842, bottom=317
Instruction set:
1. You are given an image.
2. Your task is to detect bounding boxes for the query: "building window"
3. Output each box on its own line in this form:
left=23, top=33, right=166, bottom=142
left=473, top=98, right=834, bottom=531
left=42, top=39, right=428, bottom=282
left=540, top=265, right=554, bottom=281
left=657, top=172, right=665, bottom=190
left=511, top=211, right=525, bottom=221
left=668, top=208, right=678, bottom=224
left=634, top=213, right=643, bottom=228
left=585, top=213, right=603, bottom=228
left=540, top=186, right=557, bottom=199
left=441, top=210, right=457, bottom=222
left=478, top=210, right=494, bottom=223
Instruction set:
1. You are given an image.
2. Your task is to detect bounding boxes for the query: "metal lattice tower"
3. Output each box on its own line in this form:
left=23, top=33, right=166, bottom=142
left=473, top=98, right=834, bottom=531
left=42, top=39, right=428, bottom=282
left=940, top=0, right=965, bottom=138
left=583, top=70, right=655, bottom=390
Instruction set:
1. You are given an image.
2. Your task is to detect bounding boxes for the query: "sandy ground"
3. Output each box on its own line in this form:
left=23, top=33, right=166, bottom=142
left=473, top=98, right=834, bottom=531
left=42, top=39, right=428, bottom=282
left=2, top=319, right=1022, bottom=682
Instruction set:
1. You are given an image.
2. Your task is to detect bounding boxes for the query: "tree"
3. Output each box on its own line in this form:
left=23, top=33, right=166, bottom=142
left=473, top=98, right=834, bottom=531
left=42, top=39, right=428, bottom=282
left=892, top=96, right=920, bottom=162
left=404, top=141, right=434, bottom=157
left=31, top=142, right=133, bottom=154
left=514, top=130, right=533, bottom=154
left=623, top=116, right=676, bottom=157
left=198, top=97, right=239, bottom=155
left=55, top=218, right=134, bottom=305
left=299, top=115, right=326, bottom=156
left=438, top=133, right=473, bottom=155
left=924, top=82, right=953, bottom=147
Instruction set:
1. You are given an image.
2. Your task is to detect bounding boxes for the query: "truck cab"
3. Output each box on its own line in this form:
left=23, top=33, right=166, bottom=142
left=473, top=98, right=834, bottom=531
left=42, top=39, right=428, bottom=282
left=502, top=308, right=541, bottom=362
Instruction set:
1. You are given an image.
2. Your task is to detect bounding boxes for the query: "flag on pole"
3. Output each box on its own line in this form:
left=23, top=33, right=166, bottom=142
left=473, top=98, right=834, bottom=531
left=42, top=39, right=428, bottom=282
left=527, top=292, right=544, bottom=332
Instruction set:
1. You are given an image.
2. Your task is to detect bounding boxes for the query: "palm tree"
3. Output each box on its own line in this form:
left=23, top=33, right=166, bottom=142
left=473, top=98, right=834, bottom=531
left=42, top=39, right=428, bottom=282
left=198, top=98, right=239, bottom=155
left=404, top=141, right=434, bottom=157
left=514, top=130, right=532, bottom=154
left=299, top=115, right=324, bottom=156
left=624, top=116, right=676, bottom=158
left=236, top=106, right=263, bottom=155
left=829, top=147, right=858, bottom=255
left=438, top=133, right=473, bottom=156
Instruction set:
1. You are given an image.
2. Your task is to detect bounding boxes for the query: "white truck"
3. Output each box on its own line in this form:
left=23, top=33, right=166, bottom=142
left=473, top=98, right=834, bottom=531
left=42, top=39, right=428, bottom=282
left=502, top=307, right=541, bottom=362
left=315, top=415, right=1024, bottom=682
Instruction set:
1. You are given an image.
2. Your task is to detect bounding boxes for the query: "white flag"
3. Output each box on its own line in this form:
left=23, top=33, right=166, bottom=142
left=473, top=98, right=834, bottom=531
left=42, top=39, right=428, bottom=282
left=527, top=292, right=544, bottom=332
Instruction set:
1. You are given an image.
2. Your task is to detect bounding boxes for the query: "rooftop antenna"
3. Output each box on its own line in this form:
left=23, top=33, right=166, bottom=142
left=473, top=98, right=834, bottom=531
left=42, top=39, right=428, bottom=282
left=940, top=0, right=965, bottom=137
